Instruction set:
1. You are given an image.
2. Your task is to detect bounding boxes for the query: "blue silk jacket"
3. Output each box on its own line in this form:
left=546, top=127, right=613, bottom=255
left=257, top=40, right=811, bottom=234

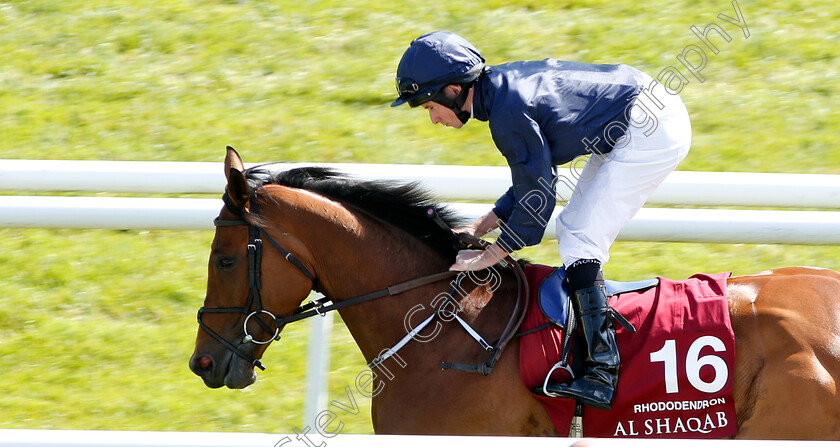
left=471, top=59, right=645, bottom=250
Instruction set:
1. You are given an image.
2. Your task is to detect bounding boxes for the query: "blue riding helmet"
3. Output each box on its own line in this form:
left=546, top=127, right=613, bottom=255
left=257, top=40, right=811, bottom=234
left=391, top=31, right=485, bottom=116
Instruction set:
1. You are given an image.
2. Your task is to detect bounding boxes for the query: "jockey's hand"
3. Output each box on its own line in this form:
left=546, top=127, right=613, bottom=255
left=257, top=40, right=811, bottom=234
left=451, top=225, right=477, bottom=237
left=453, top=210, right=500, bottom=238
left=449, top=243, right=509, bottom=271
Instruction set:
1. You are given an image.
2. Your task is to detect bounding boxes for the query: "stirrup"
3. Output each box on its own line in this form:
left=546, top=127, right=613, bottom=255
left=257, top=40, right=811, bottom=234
left=542, top=361, right=575, bottom=397
left=547, top=377, right=617, bottom=410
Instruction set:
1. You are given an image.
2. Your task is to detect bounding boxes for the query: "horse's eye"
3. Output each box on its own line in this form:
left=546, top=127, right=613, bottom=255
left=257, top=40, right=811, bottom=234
left=215, top=255, right=237, bottom=271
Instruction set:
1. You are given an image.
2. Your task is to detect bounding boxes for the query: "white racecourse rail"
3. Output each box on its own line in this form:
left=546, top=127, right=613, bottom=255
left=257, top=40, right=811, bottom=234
left=1, top=159, right=840, bottom=244
left=2, top=196, right=839, bottom=244
left=3, top=159, right=840, bottom=206
left=0, top=429, right=834, bottom=446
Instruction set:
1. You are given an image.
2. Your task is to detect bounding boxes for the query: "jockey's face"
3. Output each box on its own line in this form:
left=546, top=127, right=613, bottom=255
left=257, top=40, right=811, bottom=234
left=421, top=84, right=471, bottom=129
left=423, top=100, right=464, bottom=128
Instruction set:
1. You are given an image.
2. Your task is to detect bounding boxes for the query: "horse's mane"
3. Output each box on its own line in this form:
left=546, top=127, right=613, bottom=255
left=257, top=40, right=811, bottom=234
left=244, top=165, right=467, bottom=259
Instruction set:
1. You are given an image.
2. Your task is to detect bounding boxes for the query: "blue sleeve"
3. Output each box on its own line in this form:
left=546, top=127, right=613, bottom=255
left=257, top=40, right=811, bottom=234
left=489, top=110, right=557, bottom=251
left=492, top=186, right=516, bottom=222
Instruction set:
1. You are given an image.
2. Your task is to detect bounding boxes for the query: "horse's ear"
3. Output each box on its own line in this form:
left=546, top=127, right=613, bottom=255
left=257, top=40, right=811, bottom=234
left=224, top=145, right=245, bottom=179
left=223, top=146, right=250, bottom=209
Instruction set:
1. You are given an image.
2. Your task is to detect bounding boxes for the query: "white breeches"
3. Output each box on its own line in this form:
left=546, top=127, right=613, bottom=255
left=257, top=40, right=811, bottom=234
left=556, top=76, right=692, bottom=266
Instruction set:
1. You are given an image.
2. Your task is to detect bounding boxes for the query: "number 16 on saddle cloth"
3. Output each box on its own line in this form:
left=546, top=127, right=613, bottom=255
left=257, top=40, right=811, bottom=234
left=519, top=265, right=737, bottom=439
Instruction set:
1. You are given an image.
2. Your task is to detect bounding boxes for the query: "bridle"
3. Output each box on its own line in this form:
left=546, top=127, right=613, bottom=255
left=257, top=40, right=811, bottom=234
left=197, top=191, right=317, bottom=371
left=196, top=189, right=462, bottom=371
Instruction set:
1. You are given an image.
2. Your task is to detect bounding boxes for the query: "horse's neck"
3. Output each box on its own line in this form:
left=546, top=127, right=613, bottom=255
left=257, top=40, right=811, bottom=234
left=268, top=186, right=451, bottom=360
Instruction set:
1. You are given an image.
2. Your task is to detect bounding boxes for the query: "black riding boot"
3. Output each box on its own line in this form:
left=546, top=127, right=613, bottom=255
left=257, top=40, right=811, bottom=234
left=545, top=284, right=620, bottom=410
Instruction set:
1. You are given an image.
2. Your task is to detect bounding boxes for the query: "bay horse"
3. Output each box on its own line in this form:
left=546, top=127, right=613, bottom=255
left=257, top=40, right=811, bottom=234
left=190, top=148, right=840, bottom=439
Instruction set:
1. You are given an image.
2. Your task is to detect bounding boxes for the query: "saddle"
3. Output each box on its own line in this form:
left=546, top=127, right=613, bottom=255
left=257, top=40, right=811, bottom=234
left=533, top=266, right=658, bottom=403
left=537, top=265, right=659, bottom=328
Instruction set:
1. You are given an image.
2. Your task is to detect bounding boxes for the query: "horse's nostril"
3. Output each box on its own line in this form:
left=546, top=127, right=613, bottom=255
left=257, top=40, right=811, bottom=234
left=198, top=356, right=212, bottom=369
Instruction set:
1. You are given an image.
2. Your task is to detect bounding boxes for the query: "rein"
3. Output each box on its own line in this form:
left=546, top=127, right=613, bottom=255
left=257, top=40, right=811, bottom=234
left=198, top=190, right=528, bottom=376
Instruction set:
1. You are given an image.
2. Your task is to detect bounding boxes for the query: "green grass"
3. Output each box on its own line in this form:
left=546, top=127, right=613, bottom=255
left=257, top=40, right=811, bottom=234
left=0, top=0, right=838, bottom=435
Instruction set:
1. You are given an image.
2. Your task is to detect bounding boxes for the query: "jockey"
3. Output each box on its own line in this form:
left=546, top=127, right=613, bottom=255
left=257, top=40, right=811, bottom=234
left=391, top=31, right=691, bottom=410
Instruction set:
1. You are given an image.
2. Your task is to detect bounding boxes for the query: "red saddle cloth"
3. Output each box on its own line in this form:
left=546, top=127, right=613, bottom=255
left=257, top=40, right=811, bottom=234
left=519, top=264, right=737, bottom=438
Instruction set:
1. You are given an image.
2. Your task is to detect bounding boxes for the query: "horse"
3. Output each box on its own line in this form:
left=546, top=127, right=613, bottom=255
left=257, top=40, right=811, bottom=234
left=190, top=147, right=840, bottom=439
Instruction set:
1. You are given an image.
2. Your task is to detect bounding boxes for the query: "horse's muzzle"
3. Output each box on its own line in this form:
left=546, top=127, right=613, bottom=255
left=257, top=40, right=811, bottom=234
left=189, top=349, right=257, bottom=389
